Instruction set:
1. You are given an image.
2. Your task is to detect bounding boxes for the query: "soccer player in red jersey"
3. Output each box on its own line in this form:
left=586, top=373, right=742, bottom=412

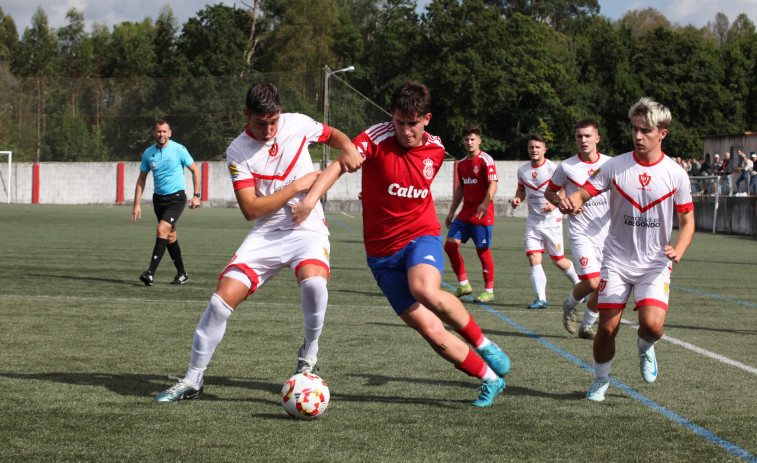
left=444, top=126, right=498, bottom=303
left=295, top=81, right=510, bottom=407
left=558, top=98, right=695, bottom=402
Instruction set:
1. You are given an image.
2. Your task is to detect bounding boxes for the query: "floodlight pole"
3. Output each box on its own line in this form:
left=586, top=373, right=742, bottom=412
left=322, top=65, right=355, bottom=167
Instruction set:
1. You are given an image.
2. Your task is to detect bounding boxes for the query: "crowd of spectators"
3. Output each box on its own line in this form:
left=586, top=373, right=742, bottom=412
left=680, top=151, right=757, bottom=196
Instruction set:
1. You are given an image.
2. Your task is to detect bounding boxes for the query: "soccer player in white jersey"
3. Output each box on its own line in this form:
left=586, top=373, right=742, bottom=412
left=545, top=119, right=611, bottom=340
left=294, top=81, right=511, bottom=407
left=558, top=98, right=695, bottom=402
left=511, top=134, right=580, bottom=310
left=154, top=82, right=362, bottom=402
left=444, top=125, right=498, bottom=303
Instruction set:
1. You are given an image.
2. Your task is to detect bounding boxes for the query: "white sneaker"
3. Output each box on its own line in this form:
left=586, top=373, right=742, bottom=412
left=639, top=345, right=658, bottom=383
left=586, top=378, right=609, bottom=401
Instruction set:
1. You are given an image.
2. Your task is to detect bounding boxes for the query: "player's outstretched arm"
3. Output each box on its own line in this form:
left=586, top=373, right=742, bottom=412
left=665, top=209, right=695, bottom=263
left=236, top=171, right=320, bottom=222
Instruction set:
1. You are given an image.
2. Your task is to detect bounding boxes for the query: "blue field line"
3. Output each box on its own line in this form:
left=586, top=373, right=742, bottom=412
left=672, top=285, right=757, bottom=308
left=440, top=281, right=757, bottom=463
left=325, top=215, right=358, bottom=233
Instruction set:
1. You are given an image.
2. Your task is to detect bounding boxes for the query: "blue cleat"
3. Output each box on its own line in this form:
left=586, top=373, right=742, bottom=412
left=476, top=343, right=510, bottom=377
left=471, top=377, right=506, bottom=407
left=639, top=345, right=658, bottom=383
left=586, top=377, right=609, bottom=402
left=527, top=299, right=548, bottom=310
left=155, top=379, right=203, bottom=402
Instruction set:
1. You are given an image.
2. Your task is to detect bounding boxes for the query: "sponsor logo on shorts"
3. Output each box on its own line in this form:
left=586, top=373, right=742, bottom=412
left=580, top=256, right=588, bottom=267
left=663, top=282, right=669, bottom=295
left=323, top=248, right=330, bottom=260
left=388, top=183, right=429, bottom=199
left=599, top=278, right=606, bottom=292
left=424, top=255, right=436, bottom=262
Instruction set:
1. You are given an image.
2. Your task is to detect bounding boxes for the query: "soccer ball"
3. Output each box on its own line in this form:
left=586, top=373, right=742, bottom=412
left=281, top=372, right=330, bottom=420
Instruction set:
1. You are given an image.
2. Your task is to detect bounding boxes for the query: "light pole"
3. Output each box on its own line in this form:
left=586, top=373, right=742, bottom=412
left=322, top=65, right=355, bottom=167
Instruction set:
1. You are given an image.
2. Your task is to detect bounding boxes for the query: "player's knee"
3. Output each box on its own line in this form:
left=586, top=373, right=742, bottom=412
left=443, top=241, right=459, bottom=254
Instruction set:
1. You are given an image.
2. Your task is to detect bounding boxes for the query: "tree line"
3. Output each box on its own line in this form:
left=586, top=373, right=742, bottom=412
left=0, top=0, right=755, bottom=162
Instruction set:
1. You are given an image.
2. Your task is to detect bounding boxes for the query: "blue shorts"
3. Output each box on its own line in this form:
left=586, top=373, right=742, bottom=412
left=366, top=234, right=445, bottom=315
left=446, top=219, right=493, bottom=248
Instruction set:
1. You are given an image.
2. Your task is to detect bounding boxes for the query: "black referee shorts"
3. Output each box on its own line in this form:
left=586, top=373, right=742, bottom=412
left=153, top=191, right=187, bottom=226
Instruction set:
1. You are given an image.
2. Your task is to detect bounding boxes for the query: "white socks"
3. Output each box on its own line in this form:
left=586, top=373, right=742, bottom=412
left=638, top=336, right=658, bottom=353
left=580, top=308, right=599, bottom=329
left=299, top=277, right=328, bottom=359
left=566, top=291, right=580, bottom=310
left=562, top=262, right=580, bottom=286
left=530, top=265, right=547, bottom=300
left=185, top=293, right=234, bottom=388
left=593, top=359, right=613, bottom=380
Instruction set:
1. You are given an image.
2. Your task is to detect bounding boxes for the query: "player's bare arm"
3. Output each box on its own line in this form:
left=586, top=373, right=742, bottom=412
left=291, top=144, right=360, bottom=223
left=544, top=186, right=561, bottom=207
left=558, top=188, right=591, bottom=215
left=476, top=180, right=497, bottom=219
left=665, top=209, right=695, bottom=263
left=445, top=184, right=464, bottom=228
left=188, top=162, right=202, bottom=209
left=131, top=171, right=148, bottom=222
left=329, top=128, right=362, bottom=173
left=510, top=185, right=525, bottom=209
left=236, top=171, right=320, bottom=222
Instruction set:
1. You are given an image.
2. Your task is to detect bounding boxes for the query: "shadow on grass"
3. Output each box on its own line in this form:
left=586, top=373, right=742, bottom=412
left=665, top=323, right=757, bottom=335
left=27, top=273, right=142, bottom=286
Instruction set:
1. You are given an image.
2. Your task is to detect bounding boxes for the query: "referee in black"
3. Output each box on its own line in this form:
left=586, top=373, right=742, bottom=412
left=131, top=120, right=201, bottom=286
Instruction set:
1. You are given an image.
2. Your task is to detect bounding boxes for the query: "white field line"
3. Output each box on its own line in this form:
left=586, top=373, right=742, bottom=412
left=621, top=318, right=757, bottom=376
left=339, top=211, right=354, bottom=218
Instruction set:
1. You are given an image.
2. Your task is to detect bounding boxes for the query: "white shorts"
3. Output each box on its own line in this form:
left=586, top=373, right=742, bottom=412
left=597, top=263, right=671, bottom=311
left=525, top=223, right=565, bottom=260
left=220, top=229, right=330, bottom=296
left=570, top=237, right=604, bottom=280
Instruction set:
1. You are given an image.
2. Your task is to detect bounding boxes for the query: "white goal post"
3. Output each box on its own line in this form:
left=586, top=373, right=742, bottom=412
left=0, top=151, right=11, bottom=204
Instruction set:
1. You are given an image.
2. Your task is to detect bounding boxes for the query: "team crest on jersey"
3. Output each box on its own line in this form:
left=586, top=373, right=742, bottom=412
left=268, top=140, right=279, bottom=157
left=588, top=168, right=595, bottom=177
left=531, top=171, right=538, bottom=179
left=423, top=158, right=434, bottom=180
left=580, top=256, right=588, bottom=267
left=228, top=162, right=240, bottom=180
left=599, top=279, right=606, bottom=292
left=639, top=172, right=651, bottom=187
left=473, top=165, right=479, bottom=174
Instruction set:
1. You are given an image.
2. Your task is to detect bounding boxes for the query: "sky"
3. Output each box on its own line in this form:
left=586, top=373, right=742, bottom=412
left=2, top=0, right=756, bottom=35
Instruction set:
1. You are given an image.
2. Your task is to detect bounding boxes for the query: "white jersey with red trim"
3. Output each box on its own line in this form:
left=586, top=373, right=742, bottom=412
left=548, top=152, right=611, bottom=241
left=354, top=122, right=445, bottom=257
left=517, top=159, right=562, bottom=228
left=226, top=113, right=332, bottom=234
left=585, top=151, right=694, bottom=270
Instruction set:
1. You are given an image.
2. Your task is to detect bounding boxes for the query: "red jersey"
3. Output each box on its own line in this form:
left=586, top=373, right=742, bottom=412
left=456, top=151, right=497, bottom=225
left=354, top=122, right=446, bottom=257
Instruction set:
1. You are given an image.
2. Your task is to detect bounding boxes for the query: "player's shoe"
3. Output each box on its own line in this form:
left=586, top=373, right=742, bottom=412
left=562, top=299, right=577, bottom=334
left=578, top=325, right=595, bottom=340
left=527, top=299, right=548, bottom=310
left=471, top=377, right=506, bottom=407
left=454, top=283, right=473, bottom=298
left=586, top=377, right=609, bottom=402
left=639, top=345, right=658, bottom=383
left=140, top=270, right=154, bottom=286
left=295, top=356, right=318, bottom=374
left=476, top=343, right=511, bottom=377
left=171, top=273, right=188, bottom=285
left=154, top=378, right=203, bottom=402
left=474, top=291, right=495, bottom=303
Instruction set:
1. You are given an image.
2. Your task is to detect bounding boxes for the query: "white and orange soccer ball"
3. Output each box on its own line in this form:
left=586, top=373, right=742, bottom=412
left=281, top=372, right=330, bottom=420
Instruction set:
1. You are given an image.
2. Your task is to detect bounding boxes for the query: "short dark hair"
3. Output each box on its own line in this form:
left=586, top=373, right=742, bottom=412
left=528, top=134, right=546, bottom=144
left=462, top=125, right=481, bottom=137
left=390, top=80, right=432, bottom=117
left=574, top=119, right=599, bottom=131
left=246, top=82, right=282, bottom=115
left=154, top=119, right=170, bottom=130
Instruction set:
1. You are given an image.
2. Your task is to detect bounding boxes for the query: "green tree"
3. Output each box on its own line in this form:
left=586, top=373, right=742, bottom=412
left=43, top=105, right=109, bottom=161
left=487, top=0, right=600, bottom=31
left=153, top=5, right=181, bottom=77
left=619, top=7, right=672, bottom=36
left=12, top=7, right=57, bottom=77
left=102, top=19, right=157, bottom=77
left=0, top=7, right=18, bottom=64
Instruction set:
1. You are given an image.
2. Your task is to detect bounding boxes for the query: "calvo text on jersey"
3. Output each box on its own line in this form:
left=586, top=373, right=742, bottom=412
left=388, top=183, right=429, bottom=198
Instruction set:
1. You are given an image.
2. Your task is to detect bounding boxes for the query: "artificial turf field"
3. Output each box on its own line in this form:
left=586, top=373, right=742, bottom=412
left=1, top=204, right=755, bottom=462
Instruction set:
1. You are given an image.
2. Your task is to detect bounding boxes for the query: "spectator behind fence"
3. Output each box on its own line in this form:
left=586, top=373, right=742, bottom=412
left=700, top=153, right=713, bottom=195
left=721, top=152, right=735, bottom=196
left=735, top=151, right=753, bottom=196
left=750, top=153, right=757, bottom=195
